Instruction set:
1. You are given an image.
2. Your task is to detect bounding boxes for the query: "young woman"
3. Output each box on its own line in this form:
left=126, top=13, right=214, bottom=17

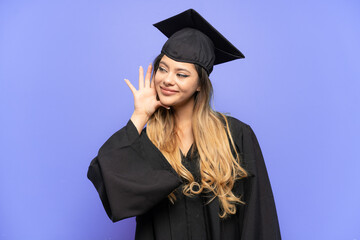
left=87, top=9, right=281, bottom=240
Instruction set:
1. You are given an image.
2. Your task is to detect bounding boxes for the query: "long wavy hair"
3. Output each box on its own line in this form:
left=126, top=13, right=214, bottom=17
left=146, top=53, right=248, bottom=218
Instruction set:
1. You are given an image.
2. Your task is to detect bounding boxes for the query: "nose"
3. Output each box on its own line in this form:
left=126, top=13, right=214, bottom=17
left=163, top=73, right=175, bottom=86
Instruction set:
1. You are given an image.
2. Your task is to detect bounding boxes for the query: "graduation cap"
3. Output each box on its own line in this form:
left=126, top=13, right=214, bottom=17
left=153, top=9, right=245, bottom=75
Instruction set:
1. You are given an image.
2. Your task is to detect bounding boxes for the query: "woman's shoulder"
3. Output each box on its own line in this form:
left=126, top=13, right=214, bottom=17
left=224, top=115, right=249, bottom=128
left=217, top=113, right=259, bottom=147
left=217, top=113, right=251, bottom=133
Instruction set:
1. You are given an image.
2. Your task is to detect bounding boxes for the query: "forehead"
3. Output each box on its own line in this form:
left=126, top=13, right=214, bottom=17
left=160, top=55, right=197, bottom=72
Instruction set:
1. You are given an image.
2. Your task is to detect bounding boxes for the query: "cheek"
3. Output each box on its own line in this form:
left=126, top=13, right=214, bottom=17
left=179, top=80, right=199, bottom=93
left=154, top=76, right=162, bottom=96
left=154, top=81, right=158, bottom=89
left=154, top=75, right=162, bottom=87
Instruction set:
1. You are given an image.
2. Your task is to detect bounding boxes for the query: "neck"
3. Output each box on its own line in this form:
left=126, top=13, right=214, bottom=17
left=173, top=97, right=195, bottom=131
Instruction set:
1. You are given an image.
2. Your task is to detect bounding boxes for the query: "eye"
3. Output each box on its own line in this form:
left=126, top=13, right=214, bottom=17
left=158, top=66, right=167, bottom=72
left=177, top=73, right=189, bottom=78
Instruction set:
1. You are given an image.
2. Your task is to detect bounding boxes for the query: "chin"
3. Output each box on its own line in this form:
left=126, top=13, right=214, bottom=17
left=159, top=98, right=175, bottom=107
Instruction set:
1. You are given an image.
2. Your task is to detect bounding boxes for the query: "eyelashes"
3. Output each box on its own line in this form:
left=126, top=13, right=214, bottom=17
left=177, top=73, right=189, bottom=78
left=158, top=66, right=167, bottom=72
left=158, top=66, right=189, bottom=78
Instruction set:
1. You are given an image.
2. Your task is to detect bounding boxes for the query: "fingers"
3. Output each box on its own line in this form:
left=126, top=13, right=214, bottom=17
left=144, top=63, right=152, bottom=88
left=128, top=64, right=153, bottom=94
left=150, top=73, right=155, bottom=88
left=138, top=66, right=144, bottom=89
left=124, top=79, right=137, bottom=95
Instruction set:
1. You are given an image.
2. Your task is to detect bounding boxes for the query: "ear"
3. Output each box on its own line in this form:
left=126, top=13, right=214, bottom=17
left=196, top=86, right=201, bottom=91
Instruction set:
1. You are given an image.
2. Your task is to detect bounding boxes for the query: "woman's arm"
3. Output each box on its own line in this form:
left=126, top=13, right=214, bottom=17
left=227, top=116, right=281, bottom=239
left=87, top=119, right=182, bottom=222
left=87, top=64, right=177, bottom=222
left=240, top=124, right=281, bottom=239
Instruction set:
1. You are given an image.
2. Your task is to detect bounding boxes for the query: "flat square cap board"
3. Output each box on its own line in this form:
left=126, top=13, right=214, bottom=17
left=153, top=9, right=245, bottom=75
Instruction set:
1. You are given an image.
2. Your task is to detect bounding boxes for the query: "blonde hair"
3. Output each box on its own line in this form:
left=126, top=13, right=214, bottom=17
left=147, top=53, right=248, bottom=218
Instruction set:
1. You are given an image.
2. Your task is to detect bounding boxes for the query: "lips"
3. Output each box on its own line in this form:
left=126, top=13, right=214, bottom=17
left=160, top=86, right=178, bottom=96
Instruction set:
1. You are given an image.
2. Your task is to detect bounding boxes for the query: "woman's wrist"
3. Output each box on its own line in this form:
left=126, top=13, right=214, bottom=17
left=130, top=111, right=150, bottom=134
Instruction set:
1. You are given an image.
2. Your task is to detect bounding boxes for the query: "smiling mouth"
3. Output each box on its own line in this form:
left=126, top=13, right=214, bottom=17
left=160, top=87, right=178, bottom=96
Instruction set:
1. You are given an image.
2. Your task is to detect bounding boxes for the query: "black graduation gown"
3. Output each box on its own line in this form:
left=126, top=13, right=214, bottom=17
left=87, top=116, right=281, bottom=239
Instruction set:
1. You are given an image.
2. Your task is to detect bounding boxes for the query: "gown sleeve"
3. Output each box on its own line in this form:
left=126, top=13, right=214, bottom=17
left=229, top=117, right=281, bottom=239
left=87, top=119, right=183, bottom=222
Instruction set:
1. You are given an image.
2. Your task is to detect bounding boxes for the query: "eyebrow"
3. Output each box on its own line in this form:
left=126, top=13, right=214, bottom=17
left=159, top=61, right=191, bottom=74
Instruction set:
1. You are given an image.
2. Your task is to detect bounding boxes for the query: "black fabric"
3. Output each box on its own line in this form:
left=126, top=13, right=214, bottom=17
left=87, top=116, right=281, bottom=239
left=153, top=9, right=245, bottom=75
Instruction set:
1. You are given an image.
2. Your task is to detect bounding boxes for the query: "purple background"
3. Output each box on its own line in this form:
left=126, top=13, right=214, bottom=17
left=1, top=0, right=359, bottom=239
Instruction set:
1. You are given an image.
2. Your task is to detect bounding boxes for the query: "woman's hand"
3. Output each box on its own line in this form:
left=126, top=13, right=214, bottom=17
left=125, top=64, right=169, bottom=134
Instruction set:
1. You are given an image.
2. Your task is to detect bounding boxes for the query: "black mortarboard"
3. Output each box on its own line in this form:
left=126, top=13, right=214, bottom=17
left=153, top=9, right=245, bottom=75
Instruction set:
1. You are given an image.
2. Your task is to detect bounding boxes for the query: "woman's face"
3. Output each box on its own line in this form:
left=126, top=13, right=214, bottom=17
left=154, top=55, right=200, bottom=108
